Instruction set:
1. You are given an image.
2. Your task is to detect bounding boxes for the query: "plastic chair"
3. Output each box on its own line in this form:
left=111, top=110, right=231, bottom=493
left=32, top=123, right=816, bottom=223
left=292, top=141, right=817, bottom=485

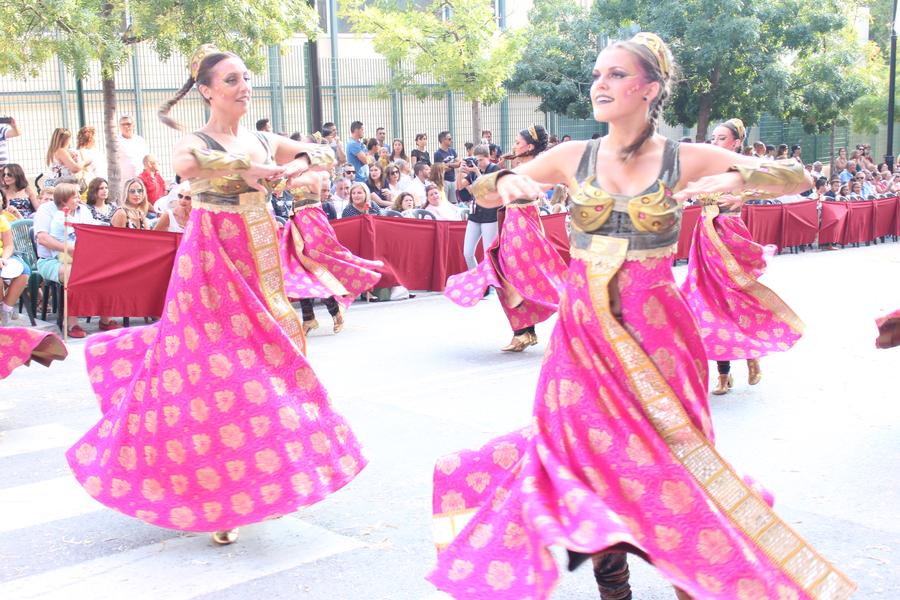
left=9, top=219, right=41, bottom=326
left=380, top=209, right=404, bottom=217
left=457, top=206, right=470, bottom=220
left=411, top=208, right=436, bottom=220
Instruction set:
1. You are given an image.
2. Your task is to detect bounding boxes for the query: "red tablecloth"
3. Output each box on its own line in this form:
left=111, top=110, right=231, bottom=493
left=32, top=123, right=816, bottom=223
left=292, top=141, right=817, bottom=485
left=818, top=201, right=850, bottom=246
left=675, top=205, right=701, bottom=261
left=742, top=203, right=784, bottom=249
left=781, top=200, right=819, bottom=248
left=873, top=198, right=898, bottom=239
left=843, top=200, right=875, bottom=245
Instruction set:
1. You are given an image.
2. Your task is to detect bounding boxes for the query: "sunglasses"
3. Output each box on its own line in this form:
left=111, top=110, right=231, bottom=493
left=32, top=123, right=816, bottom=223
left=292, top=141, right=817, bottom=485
left=344, top=171, right=355, bottom=175
left=177, top=193, right=192, bottom=200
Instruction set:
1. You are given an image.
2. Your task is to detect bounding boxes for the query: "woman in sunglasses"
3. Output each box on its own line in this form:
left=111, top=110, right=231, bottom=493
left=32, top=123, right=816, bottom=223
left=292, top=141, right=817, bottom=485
left=110, top=178, right=150, bottom=229
left=153, top=182, right=192, bottom=233
left=1, top=164, right=38, bottom=217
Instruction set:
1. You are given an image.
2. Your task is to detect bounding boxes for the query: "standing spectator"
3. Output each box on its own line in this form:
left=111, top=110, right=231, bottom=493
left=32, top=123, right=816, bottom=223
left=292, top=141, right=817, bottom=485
left=111, top=177, right=149, bottom=229
left=389, top=138, right=408, bottom=162
left=116, top=116, right=148, bottom=182
left=457, top=144, right=500, bottom=269
left=342, top=182, right=380, bottom=217
left=366, top=137, right=382, bottom=173
left=85, top=178, right=116, bottom=224
left=560, top=134, right=572, bottom=143
left=154, top=182, right=192, bottom=233
left=790, top=145, right=802, bottom=163
left=463, top=142, right=475, bottom=158
left=775, top=144, right=789, bottom=159
left=407, top=161, right=431, bottom=207
left=346, top=121, right=369, bottom=183
left=331, top=177, right=351, bottom=218
left=366, top=164, right=392, bottom=208
left=410, top=133, right=431, bottom=165
left=833, top=147, right=848, bottom=173
left=43, top=128, right=88, bottom=188
left=138, top=154, right=166, bottom=207
left=433, top=130, right=460, bottom=204
left=321, top=122, right=347, bottom=166
left=480, top=129, right=501, bottom=156
left=0, top=116, right=21, bottom=167
left=1, top=163, right=38, bottom=217
left=76, top=126, right=107, bottom=184
left=751, top=141, right=766, bottom=158
left=375, top=127, right=387, bottom=148
left=255, top=118, right=272, bottom=132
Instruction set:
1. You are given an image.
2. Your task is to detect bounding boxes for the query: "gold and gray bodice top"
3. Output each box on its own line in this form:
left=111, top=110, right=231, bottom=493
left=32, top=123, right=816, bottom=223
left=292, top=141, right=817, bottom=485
left=569, top=137, right=682, bottom=251
left=191, top=131, right=274, bottom=204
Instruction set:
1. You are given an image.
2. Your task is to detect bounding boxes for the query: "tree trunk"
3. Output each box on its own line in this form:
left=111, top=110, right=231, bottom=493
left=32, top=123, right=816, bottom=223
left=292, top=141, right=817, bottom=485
left=695, top=94, right=713, bottom=142
left=829, top=120, right=836, bottom=177
left=471, top=99, right=481, bottom=146
left=102, top=72, right=121, bottom=206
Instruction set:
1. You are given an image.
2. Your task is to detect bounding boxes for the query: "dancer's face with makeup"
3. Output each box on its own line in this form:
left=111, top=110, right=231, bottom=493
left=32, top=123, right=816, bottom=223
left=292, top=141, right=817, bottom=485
left=590, top=47, right=659, bottom=123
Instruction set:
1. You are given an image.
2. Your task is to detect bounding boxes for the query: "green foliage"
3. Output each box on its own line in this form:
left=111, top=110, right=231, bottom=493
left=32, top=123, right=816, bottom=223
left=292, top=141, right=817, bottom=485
left=339, top=0, right=524, bottom=104
left=0, top=0, right=320, bottom=78
left=864, top=0, right=893, bottom=61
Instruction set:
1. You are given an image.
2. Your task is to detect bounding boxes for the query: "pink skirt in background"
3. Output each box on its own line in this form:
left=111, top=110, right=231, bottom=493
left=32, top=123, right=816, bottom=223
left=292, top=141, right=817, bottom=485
left=444, top=204, right=566, bottom=331
left=66, top=199, right=366, bottom=532
left=0, top=327, right=67, bottom=379
left=282, top=204, right=381, bottom=306
left=429, top=235, right=854, bottom=599
left=876, top=308, right=900, bottom=349
left=681, top=205, right=804, bottom=361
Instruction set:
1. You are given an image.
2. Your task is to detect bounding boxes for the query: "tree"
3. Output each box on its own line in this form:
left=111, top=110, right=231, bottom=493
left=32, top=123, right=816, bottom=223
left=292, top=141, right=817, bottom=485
left=0, top=0, right=319, bottom=202
left=339, top=0, right=524, bottom=143
left=515, top=0, right=845, bottom=141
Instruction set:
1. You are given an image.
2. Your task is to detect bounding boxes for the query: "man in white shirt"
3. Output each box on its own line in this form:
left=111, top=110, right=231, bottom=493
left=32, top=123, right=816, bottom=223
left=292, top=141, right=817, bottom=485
left=331, top=177, right=351, bottom=218
left=116, top=116, right=149, bottom=182
left=407, top=162, right=431, bottom=207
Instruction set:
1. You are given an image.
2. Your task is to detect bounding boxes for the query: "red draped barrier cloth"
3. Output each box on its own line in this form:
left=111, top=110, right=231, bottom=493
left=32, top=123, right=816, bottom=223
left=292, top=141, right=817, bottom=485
left=873, top=197, right=898, bottom=239
left=675, top=204, right=702, bottom=261
left=818, top=201, right=849, bottom=246
left=843, top=200, right=875, bottom=245
left=741, top=203, right=785, bottom=250
left=67, top=224, right=182, bottom=317
left=781, top=200, right=819, bottom=249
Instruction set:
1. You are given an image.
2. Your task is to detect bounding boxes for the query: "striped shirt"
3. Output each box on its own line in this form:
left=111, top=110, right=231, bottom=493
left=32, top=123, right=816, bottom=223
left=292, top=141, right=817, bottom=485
left=0, top=125, right=9, bottom=166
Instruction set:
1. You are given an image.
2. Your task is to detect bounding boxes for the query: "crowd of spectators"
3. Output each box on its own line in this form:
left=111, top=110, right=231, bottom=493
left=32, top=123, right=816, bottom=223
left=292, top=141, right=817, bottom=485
left=2, top=110, right=900, bottom=334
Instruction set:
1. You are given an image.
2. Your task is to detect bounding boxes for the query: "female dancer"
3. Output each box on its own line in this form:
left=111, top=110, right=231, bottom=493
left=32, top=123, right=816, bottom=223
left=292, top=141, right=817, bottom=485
left=429, top=33, right=854, bottom=599
left=281, top=177, right=382, bottom=335
left=0, top=328, right=66, bottom=380
left=682, top=118, right=804, bottom=395
left=443, top=124, right=567, bottom=352
left=66, top=45, right=366, bottom=545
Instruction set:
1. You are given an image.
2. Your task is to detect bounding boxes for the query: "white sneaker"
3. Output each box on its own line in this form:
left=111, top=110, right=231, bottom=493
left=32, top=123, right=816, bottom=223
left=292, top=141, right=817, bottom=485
left=0, top=310, right=10, bottom=327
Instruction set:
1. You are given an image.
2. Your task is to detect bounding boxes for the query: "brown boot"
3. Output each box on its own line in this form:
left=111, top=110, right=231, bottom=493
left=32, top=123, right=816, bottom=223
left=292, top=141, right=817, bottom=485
left=747, top=358, right=762, bottom=385
left=592, top=551, right=632, bottom=600
left=712, top=373, right=733, bottom=395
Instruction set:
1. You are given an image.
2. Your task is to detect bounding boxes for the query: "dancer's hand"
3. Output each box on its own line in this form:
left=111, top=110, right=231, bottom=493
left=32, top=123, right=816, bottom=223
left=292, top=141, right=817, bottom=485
left=496, top=173, right=551, bottom=205
left=673, top=171, right=744, bottom=203
left=242, top=163, right=285, bottom=193
left=286, top=170, right=328, bottom=194
left=717, top=193, right=744, bottom=211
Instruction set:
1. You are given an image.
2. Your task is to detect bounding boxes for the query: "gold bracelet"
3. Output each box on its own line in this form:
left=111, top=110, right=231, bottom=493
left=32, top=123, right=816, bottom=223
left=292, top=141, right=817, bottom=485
left=729, top=160, right=806, bottom=193
left=189, top=147, right=252, bottom=171
left=293, top=144, right=336, bottom=169
left=289, top=184, right=321, bottom=202
left=469, top=169, right=514, bottom=202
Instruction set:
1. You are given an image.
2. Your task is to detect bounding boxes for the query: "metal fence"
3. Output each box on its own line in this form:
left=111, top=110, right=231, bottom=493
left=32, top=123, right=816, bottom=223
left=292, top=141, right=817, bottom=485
left=1, top=41, right=894, bottom=185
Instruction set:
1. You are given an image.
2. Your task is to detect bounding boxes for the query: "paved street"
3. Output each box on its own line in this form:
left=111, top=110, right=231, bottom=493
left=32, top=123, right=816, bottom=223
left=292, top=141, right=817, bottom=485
left=1, top=241, right=899, bottom=600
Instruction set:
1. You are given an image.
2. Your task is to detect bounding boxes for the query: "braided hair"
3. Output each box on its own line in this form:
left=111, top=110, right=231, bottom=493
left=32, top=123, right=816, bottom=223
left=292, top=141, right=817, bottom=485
left=607, top=39, right=675, bottom=162
left=158, top=50, right=236, bottom=131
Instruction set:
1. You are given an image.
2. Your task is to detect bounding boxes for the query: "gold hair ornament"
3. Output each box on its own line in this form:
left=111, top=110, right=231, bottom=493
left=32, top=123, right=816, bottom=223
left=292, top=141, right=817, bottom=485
left=630, top=32, right=671, bottom=80
left=725, top=118, right=746, bottom=141
left=190, top=44, right=221, bottom=80
left=528, top=125, right=538, bottom=142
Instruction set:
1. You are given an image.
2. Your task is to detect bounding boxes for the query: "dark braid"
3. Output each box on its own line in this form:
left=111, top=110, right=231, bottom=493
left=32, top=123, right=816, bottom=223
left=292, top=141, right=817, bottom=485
left=158, top=76, right=196, bottom=132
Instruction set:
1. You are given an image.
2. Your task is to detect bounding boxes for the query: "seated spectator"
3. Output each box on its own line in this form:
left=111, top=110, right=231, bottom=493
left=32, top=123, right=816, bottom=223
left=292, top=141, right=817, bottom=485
left=332, top=177, right=351, bottom=218
left=154, top=174, right=182, bottom=214
left=424, top=183, right=461, bottom=221
left=407, top=161, right=431, bottom=207
left=111, top=178, right=150, bottom=229
left=0, top=212, right=29, bottom=325
left=37, top=185, right=55, bottom=208
left=847, top=181, right=863, bottom=199
left=390, top=191, right=416, bottom=215
left=138, top=154, right=166, bottom=209
left=85, top=178, right=116, bottom=224
left=319, top=178, right=337, bottom=220
left=43, top=127, right=89, bottom=188
left=154, top=182, right=191, bottom=233
left=393, top=159, right=413, bottom=188
left=365, top=164, right=392, bottom=208
left=1, top=163, right=38, bottom=217
left=428, top=163, right=452, bottom=203
left=1, top=189, right=23, bottom=221
left=861, top=173, right=876, bottom=197
left=342, top=182, right=381, bottom=217
left=839, top=160, right=857, bottom=185
left=824, top=179, right=841, bottom=199
left=384, top=164, right=407, bottom=197
left=838, top=184, right=850, bottom=197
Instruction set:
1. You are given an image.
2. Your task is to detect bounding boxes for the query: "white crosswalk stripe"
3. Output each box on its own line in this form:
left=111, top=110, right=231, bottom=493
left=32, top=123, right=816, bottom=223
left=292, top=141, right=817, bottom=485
left=0, top=476, right=103, bottom=533
left=0, top=424, right=81, bottom=459
left=0, top=518, right=364, bottom=600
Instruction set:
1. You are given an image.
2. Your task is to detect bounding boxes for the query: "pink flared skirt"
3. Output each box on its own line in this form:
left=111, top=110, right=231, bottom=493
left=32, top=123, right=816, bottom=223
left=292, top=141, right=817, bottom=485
left=282, top=205, right=381, bottom=307
left=681, top=206, right=804, bottom=361
left=429, top=235, right=854, bottom=599
left=444, top=204, right=566, bottom=332
left=876, top=309, right=900, bottom=349
left=0, top=327, right=67, bottom=379
left=66, top=199, right=366, bottom=532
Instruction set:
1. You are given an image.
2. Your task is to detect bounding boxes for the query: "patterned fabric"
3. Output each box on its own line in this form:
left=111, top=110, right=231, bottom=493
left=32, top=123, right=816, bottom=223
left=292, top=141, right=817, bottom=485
left=87, top=202, right=117, bottom=225
left=429, top=240, right=855, bottom=599
left=66, top=201, right=366, bottom=532
left=444, top=204, right=566, bottom=332
left=876, top=308, right=900, bottom=349
left=681, top=206, right=804, bottom=361
left=281, top=205, right=382, bottom=308
left=0, top=328, right=67, bottom=379
left=8, top=197, right=35, bottom=218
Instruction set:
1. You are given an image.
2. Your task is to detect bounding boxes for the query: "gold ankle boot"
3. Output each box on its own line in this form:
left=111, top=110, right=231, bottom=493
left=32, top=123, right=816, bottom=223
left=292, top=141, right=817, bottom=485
left=332, top=310, right=344, bottom=334
left=212, top=529, right=239, bottom=545
left=747, top=359, right=762, bottom=385
left=501, top=333, right=533, bottom=352
left=712, top=374, right=733, bottom=395
left=302, top=319, right=319, bottom=335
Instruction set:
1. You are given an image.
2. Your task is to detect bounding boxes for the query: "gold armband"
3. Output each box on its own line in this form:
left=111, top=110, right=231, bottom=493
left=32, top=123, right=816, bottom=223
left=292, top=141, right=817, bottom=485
left=469, top=169, right=513, bottom=202
left=293, top=145, right=336, bottom=169
left=289, top=183, right=321, bottom=203
left=729, top=160, right=806, bottom=193
left=190, top=147, right=252, bottom=172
